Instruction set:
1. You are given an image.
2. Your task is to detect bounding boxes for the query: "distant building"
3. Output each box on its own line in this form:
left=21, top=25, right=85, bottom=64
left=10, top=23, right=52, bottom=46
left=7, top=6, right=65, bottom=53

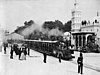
left=71, top=0, right=100, bottom=49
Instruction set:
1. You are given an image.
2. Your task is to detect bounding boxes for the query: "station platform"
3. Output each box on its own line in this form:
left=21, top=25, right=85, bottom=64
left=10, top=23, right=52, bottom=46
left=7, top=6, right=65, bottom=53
left=0, top=47, right=100, bottom=75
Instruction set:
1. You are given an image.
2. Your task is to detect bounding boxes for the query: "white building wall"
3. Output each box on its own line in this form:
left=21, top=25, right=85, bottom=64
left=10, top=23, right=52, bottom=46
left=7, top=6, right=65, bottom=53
left=81, top=25, right=100, bottom=42
left=94, top=26, right=100, bottom=38
left=71, top=1, right=81, bottom=32
left=81, top=26, right=94, bottom=32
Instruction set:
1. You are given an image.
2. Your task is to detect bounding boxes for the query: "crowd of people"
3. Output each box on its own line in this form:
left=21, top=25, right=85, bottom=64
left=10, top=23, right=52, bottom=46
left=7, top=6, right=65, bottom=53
left=3, top=43, right=30, bottom=60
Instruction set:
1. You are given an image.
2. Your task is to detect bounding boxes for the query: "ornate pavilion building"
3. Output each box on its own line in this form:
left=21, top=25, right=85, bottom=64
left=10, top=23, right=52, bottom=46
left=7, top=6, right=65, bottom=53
left=71, top=0, right=100, bottom=49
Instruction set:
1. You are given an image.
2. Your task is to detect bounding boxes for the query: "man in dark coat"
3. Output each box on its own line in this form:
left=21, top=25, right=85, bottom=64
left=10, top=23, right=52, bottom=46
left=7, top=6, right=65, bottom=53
left=18, top=48, right=22, bottom=60
left=23, top=45, right=27, bottom=60
left=77, top=52, right=83, bottom=74
left=13, top=44, right=19, bottom=55
left=43, top=52, right=47, bottom=63
left=10, top=44, right=13, bottom=59
left=58, top=51, right=63, bottom=63
left=4, top=43, right=7, bottom=54
left=27, top=48, right=30, bottom=56
left=24, top=49, right=27, bottom=60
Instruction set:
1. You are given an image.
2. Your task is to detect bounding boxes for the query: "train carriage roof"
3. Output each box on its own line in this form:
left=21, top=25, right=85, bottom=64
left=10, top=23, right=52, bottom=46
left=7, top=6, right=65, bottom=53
left=24, top=39, right=57, bottom=43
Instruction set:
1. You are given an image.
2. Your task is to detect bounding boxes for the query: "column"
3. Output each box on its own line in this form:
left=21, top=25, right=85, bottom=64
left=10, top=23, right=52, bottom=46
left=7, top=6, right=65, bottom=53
left=81, top=35, right=83, bottom=47
left=74, top=35, right=76, bottom=49
left=77, top=35, right=80, bottom=47
left=83, top=35, right=85, bottom=47
left=85, top=35, right=87, bottom=45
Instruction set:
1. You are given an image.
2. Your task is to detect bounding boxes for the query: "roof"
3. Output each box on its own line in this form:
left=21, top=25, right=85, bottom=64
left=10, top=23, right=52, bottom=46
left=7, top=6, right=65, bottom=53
left=7, top=33, right=24, bottom=40
left=24, top=39, right=57, bottom=43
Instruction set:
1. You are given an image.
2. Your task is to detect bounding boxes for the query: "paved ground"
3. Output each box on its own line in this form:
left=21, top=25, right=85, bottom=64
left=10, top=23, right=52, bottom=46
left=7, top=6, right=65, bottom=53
left=72, top=51, right=100, bottom=72
left=0, top=47, right=100, bottom=75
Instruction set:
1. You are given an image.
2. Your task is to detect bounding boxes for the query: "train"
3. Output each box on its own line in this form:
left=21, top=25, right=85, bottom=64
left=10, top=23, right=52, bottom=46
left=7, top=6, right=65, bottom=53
left=24, top=39, right=75, bottom=60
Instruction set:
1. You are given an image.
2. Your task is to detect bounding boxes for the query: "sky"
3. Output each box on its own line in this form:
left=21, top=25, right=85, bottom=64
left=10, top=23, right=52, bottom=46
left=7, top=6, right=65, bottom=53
left=0, top=0, right=100, bottom=32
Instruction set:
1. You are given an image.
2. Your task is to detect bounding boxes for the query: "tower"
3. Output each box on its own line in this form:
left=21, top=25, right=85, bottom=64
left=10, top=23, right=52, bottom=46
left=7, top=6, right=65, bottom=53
left=71, top=0, right=81, bottom=32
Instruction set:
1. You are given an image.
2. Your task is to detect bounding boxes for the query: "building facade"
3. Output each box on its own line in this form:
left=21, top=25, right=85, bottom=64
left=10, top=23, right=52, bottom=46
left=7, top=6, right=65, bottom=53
left=71, top=0, right=100, bottom=49
left=71, top=0, right=81, bottom=32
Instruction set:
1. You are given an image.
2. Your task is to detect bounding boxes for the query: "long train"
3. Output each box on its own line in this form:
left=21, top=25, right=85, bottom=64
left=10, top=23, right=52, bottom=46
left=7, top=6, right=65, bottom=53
left=24, top=39, right=75, bottom=60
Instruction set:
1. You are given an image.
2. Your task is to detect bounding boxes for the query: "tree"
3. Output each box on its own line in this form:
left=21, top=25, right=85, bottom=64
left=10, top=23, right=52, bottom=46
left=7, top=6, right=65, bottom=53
left=24, top=20, right=34, bottom=26
left=24, top=21, right=28, bottom=26
left=42, top=21, right=56, bottom=30
left=27, top=20, right=34, bottom=25
left=14, top=26, right=25, bottom=34
left=63, top=20, right=72, bottom=32
left=42, top=20, right=64, bottom=31
left=55, top=20, right=64, bottom=31
left=14, top=20, right=34, bottom=34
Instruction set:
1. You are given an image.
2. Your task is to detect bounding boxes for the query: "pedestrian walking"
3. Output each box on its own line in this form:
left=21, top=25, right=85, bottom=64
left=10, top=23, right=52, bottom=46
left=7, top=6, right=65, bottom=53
left=18, top=44, right=22, bottom=60
left=43, top=52, right=47, bottom=63
left=10, top=44, right=13, bottom=59
left=20, top=44, right=27, bottom=60
left=57, top=51, right=63, bottom=63
left=24, top=48, right=27, bottom=60
left=77, top=52, right=83, bottom=74
left=27, top=48, right=30, bottom=56
left=18, top=48, right=22, bottom=60
left=13, top=43, right=19, bottom=55
left=4, top=43, right=7, bottom=54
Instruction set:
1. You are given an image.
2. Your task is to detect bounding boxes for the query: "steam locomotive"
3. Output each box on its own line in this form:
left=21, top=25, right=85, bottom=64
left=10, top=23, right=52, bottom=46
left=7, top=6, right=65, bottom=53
left=25, top=39, right=75, bottom=60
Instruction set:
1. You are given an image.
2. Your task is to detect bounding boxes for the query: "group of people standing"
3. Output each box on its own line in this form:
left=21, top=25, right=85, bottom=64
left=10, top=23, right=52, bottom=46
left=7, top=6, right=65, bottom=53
left=3, top=43, right=8, bottom=54
left=9, top=43, right=30, bottom=60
